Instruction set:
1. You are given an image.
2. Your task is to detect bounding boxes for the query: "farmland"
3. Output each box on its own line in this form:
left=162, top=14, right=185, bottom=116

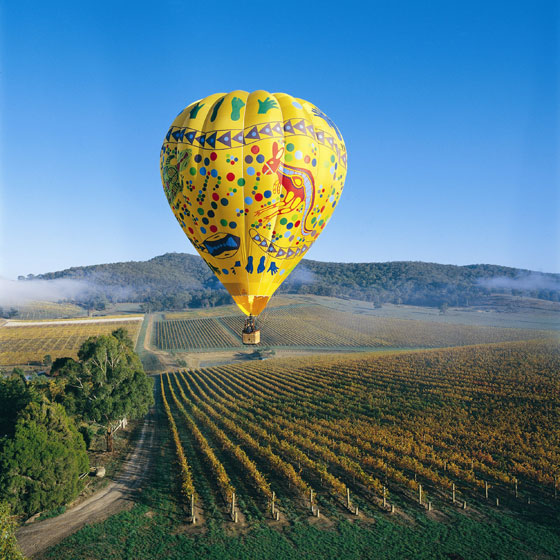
left=0, top=316, right=143, bottom=366
left=4, top=295, right=560, bottom=557
left=162, top=340, right=560, bottom=509
left=42, top=339, right=560, bottom=559
left=2, top=301, right=87, bottom=320
left=153, top=303, right=557, bottom=352
left=154, top=317, right=241, bottom=351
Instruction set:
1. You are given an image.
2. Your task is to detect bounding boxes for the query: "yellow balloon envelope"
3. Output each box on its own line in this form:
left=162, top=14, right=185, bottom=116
left=160, top=90, right=347, bottom=316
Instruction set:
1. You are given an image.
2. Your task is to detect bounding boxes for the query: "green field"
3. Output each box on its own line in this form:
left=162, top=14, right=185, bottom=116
left=41, top=341, right=560, bottom=559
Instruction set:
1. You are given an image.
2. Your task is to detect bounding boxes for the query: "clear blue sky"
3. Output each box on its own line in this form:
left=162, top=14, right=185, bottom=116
left=1, top=0, right=558, bottom=278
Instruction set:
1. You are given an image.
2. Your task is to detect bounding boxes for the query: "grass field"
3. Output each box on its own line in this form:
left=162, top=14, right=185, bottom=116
left=0, top=316, right=144, bottom=366
left=41, top=340, right=560, bottom=559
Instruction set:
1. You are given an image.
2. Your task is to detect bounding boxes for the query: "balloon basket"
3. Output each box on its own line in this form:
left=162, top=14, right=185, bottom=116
left=242, top=316, right=260, bottom=345
left=242, top=330, right=260, bottom=344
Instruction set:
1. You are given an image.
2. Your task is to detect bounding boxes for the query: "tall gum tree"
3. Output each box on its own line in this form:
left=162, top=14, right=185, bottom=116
left=61, top=328, right=154, bottom=451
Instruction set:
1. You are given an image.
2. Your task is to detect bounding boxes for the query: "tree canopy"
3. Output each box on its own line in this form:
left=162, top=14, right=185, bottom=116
left=0, top=501, right=25, bottom=560
left=0, top=376, right=39, bottom=442
left=0, top=401, right=88, bottom=516
left=57, top=329, right=154, bottom=449
left=0, top=328, right=154, bottom=517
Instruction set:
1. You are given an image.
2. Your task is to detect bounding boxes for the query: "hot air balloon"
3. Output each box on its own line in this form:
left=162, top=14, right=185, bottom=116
left=160, top=90, right=347, bottom=343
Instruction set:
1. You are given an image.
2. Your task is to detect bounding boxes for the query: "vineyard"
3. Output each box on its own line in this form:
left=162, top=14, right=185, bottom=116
left=153, top=304, right=557, bottom=351
left=154, top=317, right=242, bottom=351
left=158, top=339, right=560, bottom=529
left=3, top=301, right=87, bottom=320
left=0, top=317, right=144, bottom=365
left=41, top=339, right=560, bottom=560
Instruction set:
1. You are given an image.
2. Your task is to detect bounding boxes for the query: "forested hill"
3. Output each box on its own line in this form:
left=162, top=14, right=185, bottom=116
left=31, top=253, right=560, bottom=311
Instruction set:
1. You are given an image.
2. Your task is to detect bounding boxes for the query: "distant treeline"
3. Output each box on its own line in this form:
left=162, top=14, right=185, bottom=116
left=26, top=253, right=560, bottom=312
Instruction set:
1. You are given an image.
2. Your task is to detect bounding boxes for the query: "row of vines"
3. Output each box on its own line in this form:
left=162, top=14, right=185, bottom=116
left=154, top=318, right=241, bottom=350
left=158, top=339, right=560, bottom=524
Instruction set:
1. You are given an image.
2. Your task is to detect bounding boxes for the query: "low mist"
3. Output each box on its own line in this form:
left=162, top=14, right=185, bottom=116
left=286, top=264, right=316, bottom=285
left=477, top=273, right=560, bottom=293
left=0, top=277, right=93, bottom=307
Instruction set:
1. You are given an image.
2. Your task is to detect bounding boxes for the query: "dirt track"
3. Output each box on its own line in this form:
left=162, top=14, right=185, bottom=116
left=16, top=408, right=156, bottom=558
left=4, top=316, right=143, bottom=327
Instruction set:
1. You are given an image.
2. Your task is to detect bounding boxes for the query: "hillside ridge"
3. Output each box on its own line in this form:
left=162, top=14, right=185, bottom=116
left=23, top=253, right=560, bottom=311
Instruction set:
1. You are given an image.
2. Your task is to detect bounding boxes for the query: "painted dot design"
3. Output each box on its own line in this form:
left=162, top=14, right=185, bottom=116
left=160, top=90, right=347, bottom=309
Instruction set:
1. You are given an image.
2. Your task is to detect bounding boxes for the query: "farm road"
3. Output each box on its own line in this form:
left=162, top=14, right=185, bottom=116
left=16, top=407, right=157, bottom=558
